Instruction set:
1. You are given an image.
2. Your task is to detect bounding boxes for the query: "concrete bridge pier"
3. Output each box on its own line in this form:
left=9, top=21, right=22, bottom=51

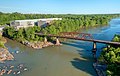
left=55, top=37, right=61, bottom=45
left=92, top=42, right=97, bottom=61
left=44, top=37, right=47, bottom=44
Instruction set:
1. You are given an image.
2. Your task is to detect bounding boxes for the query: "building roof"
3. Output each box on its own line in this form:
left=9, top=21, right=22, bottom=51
left=11, top=18, right=62, bottom=22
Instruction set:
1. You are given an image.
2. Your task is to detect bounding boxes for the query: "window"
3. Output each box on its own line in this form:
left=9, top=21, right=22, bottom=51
left=27, top=21, right=33, bottom=25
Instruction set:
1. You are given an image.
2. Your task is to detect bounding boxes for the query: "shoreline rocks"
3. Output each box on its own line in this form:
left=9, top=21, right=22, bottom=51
left=0, top=34, right=14, bottom=63
left=0, top=48, right=14, bottom=63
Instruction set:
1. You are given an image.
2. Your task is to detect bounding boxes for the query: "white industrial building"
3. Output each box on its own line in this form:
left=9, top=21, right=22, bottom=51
left=10, top=18, right=62, bottom=29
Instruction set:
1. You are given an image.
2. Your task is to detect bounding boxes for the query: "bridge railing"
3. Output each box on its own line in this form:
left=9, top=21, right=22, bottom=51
left=59, top=32, right=93, bottom=40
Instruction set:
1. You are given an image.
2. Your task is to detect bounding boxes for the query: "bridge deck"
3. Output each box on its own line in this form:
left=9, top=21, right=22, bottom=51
left=35, top=33, right=120, bottom=45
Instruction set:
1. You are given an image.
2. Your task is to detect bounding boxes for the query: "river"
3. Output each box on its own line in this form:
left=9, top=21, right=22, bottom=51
left=3, top=20, right=120, bottom=76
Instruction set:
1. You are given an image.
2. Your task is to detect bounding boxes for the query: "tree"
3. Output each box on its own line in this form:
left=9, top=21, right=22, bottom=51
left=3, top=27, right=16, bottom=38
left=14, top=28, right=25, bottom=41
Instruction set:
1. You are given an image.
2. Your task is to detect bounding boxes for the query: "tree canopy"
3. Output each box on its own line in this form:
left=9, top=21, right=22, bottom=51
left=99, top=35, right=120, bottom=76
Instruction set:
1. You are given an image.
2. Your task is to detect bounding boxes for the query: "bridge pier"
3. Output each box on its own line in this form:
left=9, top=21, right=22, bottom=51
left=92, top=42, right=97, bottom=62
left=55, top=37, right=61, bottom=45
left=44, top=37, right=47, bottom=44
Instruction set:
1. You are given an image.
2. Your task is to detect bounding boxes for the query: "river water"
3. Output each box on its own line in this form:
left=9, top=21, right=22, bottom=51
left=4, top=20, right=120, bottom=76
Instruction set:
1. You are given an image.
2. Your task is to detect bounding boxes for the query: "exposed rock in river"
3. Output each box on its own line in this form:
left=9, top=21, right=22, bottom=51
left=0, top=48, right=14, bottom=63
left=22, top=40, right=60, bottom=49
left=0, top=63, right=28, bottom=76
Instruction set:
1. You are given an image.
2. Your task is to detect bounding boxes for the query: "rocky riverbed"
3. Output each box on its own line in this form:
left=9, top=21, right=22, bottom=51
left=0, top=37, right=28, bottom=76
left=0, top=63, right=28, bottom=76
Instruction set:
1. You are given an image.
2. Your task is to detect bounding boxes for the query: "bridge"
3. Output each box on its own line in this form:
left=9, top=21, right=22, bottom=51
left=35, top=32, right=120, bottom=61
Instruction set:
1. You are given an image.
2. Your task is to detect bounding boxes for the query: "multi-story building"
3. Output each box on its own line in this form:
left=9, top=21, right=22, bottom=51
left=10, top=18, right=62, bottom=29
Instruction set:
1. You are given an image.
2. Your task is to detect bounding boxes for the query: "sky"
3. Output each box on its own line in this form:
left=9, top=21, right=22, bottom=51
left=0, top=0, right=120, bottom=14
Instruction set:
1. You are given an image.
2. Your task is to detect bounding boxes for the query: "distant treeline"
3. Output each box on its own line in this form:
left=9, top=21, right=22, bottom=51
left=0, top=12, right=120, bottom=26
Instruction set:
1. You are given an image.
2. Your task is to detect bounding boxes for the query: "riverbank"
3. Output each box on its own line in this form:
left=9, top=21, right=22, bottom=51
left=0, top=36, right=29, bottom=76
left=0, top=33, right=14, bottom=63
